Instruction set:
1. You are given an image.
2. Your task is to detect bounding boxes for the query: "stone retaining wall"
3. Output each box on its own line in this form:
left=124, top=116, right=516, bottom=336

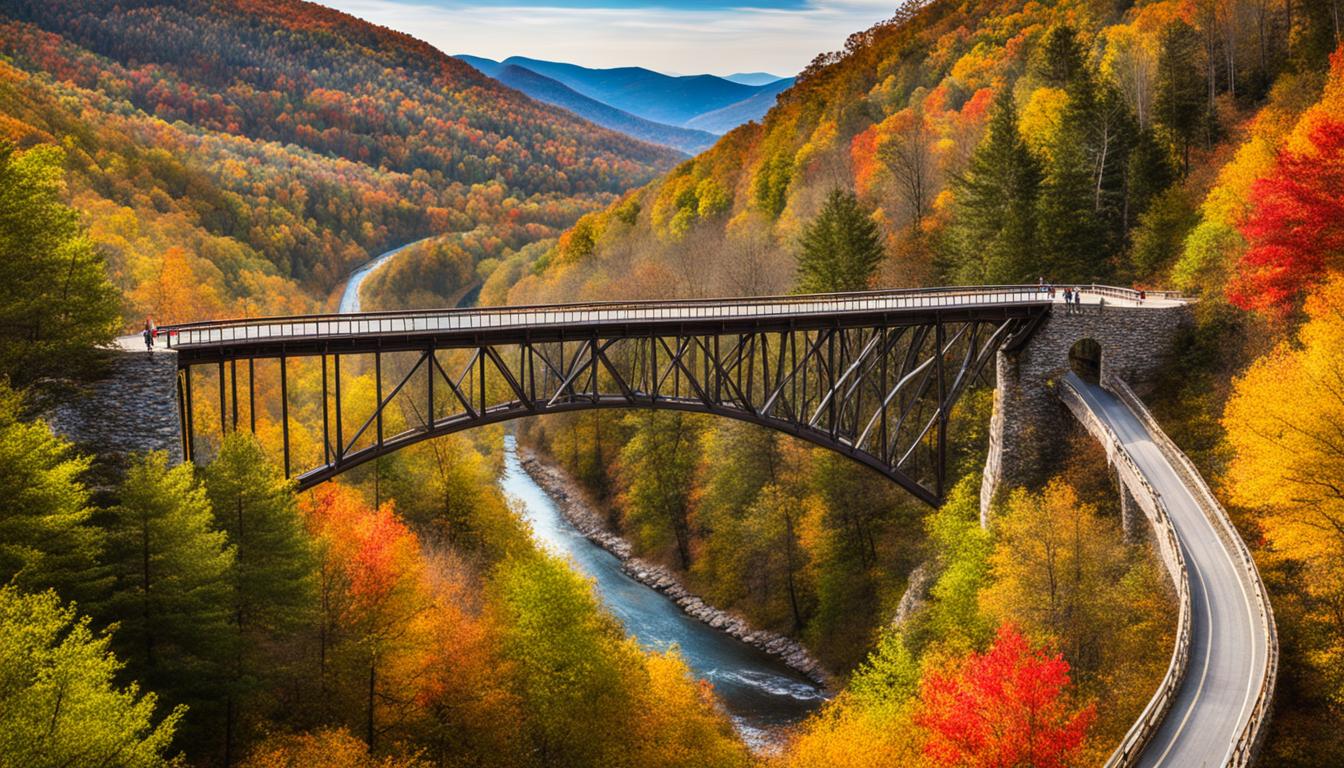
left=44, top=347, right=182, bottom=483
left=519, top=448, right=834, bottom=688
left=981, top=302, right=1191, bottom=520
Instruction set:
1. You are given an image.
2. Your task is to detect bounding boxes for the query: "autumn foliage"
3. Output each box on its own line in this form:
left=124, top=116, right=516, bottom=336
left=915, top=624, right=1095, bottom=768
left=1230, top=118, right=1344, bottom=314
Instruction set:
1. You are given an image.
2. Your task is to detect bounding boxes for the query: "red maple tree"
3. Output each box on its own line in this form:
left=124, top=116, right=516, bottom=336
left=1230, top=117, right=1344, bottom=315
left=915, top=623, right=1095, bottom=768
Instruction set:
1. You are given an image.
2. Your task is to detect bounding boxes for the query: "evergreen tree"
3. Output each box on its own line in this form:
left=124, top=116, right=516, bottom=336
left=104, top=452, right=235, bottom=747
left=795, top=189, right=885, bottom=293
left=0, top=382, right=105, bottom=603
left=1034, top=24, right=1136, bottom=280
left=0, top=586, right=183, bottom=768
left=1031, top=25, right=1087, bottom=89
left=1129, top=186, right=1198, bottom=279
left=1154, top=21, right=1208, bottom=174
left=0, top=143, right=119, bottom=385
left=203, top=434, right=316, bottom=764
left=1125, top=129, right=1175, bottom=229
left=1039, top=130, right=1110, bottom=282
left=946, top=91, right=1042, bottom=284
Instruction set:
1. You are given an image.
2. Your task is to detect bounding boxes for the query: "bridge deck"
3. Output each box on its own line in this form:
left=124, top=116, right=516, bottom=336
left=159, top=285, right=1177, bottom=359
left=1069, top=374, right=1271, bottom=768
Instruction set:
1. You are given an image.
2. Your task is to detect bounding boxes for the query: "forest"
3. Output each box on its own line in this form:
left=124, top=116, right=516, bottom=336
left=0, top=0, right=676, bottom=330
left=492, top=0, right=1344, bottom=764
left=1, top=0, right=1342, bottom=765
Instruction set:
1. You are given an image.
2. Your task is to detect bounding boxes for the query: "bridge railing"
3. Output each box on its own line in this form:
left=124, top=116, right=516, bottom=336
left=161, top=283, right=1181, bottom=348
left=1107, top=377, right=1277, bottom=767
left=162, top=285, right=1051, bottom=347
left=1081, top=284, right=1185, bottom=302
left=1057, top=377, right=1193, bottom=768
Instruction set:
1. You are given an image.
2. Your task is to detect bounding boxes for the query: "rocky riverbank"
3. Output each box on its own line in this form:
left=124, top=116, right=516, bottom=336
left=518, top=447, right=834, bottom=689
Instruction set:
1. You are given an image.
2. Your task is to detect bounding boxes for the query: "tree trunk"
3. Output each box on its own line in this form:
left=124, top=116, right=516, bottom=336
left=142, top=513, right=154, bottom=670
left=366, top=661, right=377, bottom=749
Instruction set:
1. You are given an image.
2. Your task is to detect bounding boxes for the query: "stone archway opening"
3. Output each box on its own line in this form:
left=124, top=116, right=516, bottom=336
left=1069, top=338, right=1102, bottom=384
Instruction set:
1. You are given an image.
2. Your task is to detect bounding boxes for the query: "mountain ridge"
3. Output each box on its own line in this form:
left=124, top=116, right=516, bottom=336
left=0, top=0, right=678, bottom=324
left=458, top=54, right=794, bottom=134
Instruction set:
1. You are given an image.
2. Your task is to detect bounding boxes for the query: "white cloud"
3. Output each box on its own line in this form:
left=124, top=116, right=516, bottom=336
left=318, top=0, right=895, bottom=76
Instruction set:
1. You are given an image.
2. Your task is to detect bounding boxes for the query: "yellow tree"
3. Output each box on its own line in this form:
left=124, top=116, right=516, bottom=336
left=980, top=481, right=1127, bottom=683
left=1224, top=274, right=1344, bottom=705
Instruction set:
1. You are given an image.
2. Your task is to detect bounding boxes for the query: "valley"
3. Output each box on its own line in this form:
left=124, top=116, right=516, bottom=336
left=0, top=0, right=1341, bottom=765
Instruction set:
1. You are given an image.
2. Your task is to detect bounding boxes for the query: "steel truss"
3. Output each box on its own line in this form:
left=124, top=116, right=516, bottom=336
left=176, top=311, right=1042, bottom=506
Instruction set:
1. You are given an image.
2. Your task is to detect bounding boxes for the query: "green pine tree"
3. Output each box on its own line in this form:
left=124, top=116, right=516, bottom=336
left=946, top=91, right=1042, bottom=284
left=0, top=586, right=183, bottom=768
left=0, top=382, right=105, bottom=603
left=1031, top=25, right=1087, bottom=89
left=795, top=188, right=885, bottom=293
left=203, top=434, right=316, bottom=764
left=1039, top=127, right=1111, bottom=283
left=0, top=143, right=119, bottom=385
left=1125, top=128, right=1175, bottom=229
left=104, top=452, right=235, bottom=748
left=1154, top=20, right=1208, bottom=174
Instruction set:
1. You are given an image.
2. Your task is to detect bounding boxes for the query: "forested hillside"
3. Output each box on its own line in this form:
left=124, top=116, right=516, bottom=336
left=0, top=71, right=745, bottom=768
left=0, top=0, right=678, bottom=326
left=3, top=0, right=1342, bottom=763
left=493, top=0, right=1344, bottom=764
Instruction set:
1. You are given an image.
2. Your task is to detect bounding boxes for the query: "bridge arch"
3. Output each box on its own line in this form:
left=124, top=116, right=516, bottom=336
left=165, top=288, right=1057, bottom=506
left=1068, top=338, right=1102, bottom=384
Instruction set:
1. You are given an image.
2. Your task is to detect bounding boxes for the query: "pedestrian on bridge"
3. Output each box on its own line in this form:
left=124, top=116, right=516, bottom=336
left=1098, top=296, right=1106, bottom=314
left=142, top=327, right=153, bottom=352
left=1073, top=287, right=1082, bottom=314
left=1062, top=287, right=1072, bottom=312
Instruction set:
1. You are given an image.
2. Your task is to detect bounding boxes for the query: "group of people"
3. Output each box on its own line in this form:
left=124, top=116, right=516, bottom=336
left=1038, top=278, right=1090, bottom=314
left=1036, top=278, right=1147, bottom=314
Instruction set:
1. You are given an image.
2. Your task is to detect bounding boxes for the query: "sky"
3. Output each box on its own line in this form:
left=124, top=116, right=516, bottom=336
left=317, top=0, right=899, bottom=77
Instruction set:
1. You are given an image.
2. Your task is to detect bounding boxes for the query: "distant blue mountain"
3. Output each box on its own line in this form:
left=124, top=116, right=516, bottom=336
left=684, top=78, right=792, bottom=133
left=724, top=72, right=789, bottom=86
left=483, top=63, right=718, bottom=154
left=457, top=55, right=794, bottom=137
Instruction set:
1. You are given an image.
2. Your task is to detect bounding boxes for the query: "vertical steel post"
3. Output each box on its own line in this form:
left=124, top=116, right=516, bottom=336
left=280, top=353, right=290, bottom=478
left=334, top=353, right=342, bottom=463
left=713, top=334, right=721, bottom=404
left=230, top=358, right=238, bottom=431
left=182, top=366, right=195, bottom=463
left=935, top=319, right=947, bottom=500
left=426, top=345, right=435, bottom=430
left=880, top=327, right=889, bottom=464
left=589, top=336, right=598, bottom=402
left=827, top=328, right=837, bottom=438
left=218, top=359, right=227, bottom=437
left=375, top=350, right=383, bottom=447
left=248, top=358, right=256, bottom=434
left=321, top=353, right=329, bottom=465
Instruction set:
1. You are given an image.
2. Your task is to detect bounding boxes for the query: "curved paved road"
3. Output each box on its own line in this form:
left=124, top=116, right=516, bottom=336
left=1069, top=374, right=1269, bottom=768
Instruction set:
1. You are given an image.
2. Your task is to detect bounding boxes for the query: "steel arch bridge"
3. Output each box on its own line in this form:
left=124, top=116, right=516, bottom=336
left=165, top=286, right=1054, bottom=505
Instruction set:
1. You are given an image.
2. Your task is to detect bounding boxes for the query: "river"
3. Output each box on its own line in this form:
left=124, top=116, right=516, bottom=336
left=338, top=238, right=432, bottom=313
left=500, top=437, right=826, bottom=745
left=343, top=242, right=826, bottom=746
